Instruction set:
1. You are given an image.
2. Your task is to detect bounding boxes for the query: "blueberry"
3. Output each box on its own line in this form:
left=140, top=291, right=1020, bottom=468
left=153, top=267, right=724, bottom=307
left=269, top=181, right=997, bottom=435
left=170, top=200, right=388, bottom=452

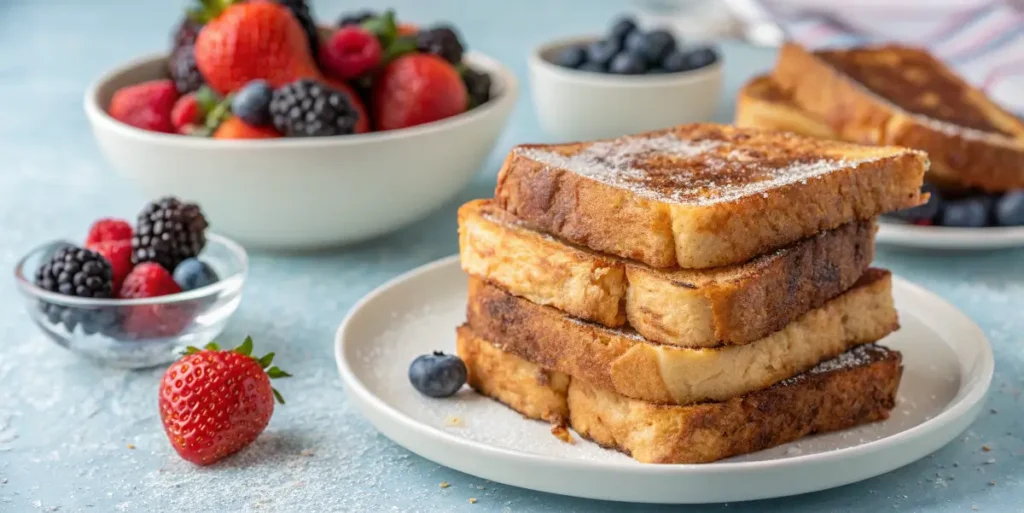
left=609, top=51, right=647, bottom=74
left=995, top=190, right=1024, bottom=226
left=585, top=39, right=620, bottom=67
left=664, top=46, right=718, bottom=72
left=889, top=183, right=942, bottom=223
left=625, top=29, right=676, bottom=65
left=173, top=258, right=219, bottom=291
left=231, top=80, right=274, bottom=126
left=553, top=46, right=586, bottom=69
left=608, top=16, right=638, bottom=45
left=939, top=198, right=989, bottom=227
left=409, top=351, right=467, bottom=398
left=578, top=61, right=606, bottom=73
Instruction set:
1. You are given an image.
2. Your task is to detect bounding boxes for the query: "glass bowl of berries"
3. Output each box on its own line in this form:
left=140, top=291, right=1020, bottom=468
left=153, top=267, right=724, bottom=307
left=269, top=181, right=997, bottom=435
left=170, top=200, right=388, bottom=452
left=13, top=198, right=248, bottom=369
left=83, top=7, right=517, bottom=250
left=529, top=14, right=723, bottom=140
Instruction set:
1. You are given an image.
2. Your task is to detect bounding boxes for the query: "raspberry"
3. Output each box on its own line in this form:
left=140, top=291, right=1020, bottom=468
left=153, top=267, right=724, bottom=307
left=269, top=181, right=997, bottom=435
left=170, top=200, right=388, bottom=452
left=108, top=80, right=180, bottom=133
left=372, top=54, right=467, bottom=130
left=171, top=93, right=201, bottom=133
left=86, top=218, right=134, bottom=246
left=87, top=240, right=133, bottom=294
left=322, top=26, right=382, bottom=80
left=120, top=263, right=191, bottom=338
left=120, top=262, right=182, bottom=299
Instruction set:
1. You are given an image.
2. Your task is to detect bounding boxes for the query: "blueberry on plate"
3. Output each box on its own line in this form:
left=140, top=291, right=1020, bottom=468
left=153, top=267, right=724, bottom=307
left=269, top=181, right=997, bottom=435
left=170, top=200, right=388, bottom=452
left=578, top=61, right=606, bottom=73
left=608, top=16, right=638, bottom=45
left=553, top=46, right=586, bottom=69
left=609, top=51, right=647, bottom=74
left=409, top=351, right=467, bottom=398
left=939, top=197, right=990, bottom=228
left=625, top=29, right=676, bottom=65
left=173, top=258, right=219, bottom=291
left=889, top=183, right=942, bottom=223
left=995, top=190, right=1024, bottom=226
left=232, top=80, right=274, bottom=126
left=586, top=39, right=621, bottom=67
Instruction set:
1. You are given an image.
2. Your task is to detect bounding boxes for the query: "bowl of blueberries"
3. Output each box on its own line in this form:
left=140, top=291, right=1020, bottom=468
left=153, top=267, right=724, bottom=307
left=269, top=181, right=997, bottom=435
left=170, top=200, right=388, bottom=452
left=13, top=198, right=248, bottom=369
left=529, top=15, right=721, bottom=141
left=879, top=184, right=1024, bottom=249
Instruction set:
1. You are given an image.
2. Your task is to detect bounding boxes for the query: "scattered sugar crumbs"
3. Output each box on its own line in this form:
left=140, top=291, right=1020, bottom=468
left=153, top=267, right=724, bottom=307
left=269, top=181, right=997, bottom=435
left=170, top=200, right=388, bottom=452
left=439, top=481, right=450, bottom=489
left=982, top=445, right=991, bottom=452
left=444, top=415, right=464, bottom=427
left=126, top=444, right=135, bottom=450
left=550, top=424, right=575, bottom=445
left=469, top=498, right=478, bottom=504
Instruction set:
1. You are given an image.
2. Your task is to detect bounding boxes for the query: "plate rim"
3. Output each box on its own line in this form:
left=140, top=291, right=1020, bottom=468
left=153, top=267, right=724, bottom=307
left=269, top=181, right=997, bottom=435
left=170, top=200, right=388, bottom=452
left=334, top=254, right=994, bottom=502
left=877, top=220, right=1024, bottom=249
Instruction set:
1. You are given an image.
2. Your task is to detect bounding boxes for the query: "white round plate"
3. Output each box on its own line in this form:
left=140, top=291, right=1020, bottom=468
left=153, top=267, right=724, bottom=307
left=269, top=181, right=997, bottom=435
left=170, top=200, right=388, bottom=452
left=877, top=220, right=1024, bottom=250
left=335, top=255, right=994, bottom=504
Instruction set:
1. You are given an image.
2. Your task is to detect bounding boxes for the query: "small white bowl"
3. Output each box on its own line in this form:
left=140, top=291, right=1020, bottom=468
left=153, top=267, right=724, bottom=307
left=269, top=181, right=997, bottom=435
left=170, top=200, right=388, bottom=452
left=84, top=52, right=517, bottom=250
left=529, top=36, right=722, bottom=141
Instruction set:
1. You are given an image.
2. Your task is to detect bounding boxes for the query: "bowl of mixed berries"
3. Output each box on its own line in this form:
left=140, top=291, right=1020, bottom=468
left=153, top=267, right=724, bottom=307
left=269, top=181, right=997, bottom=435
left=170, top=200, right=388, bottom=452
left=14, top=197, right=247, bottom=368
left=529, top=14, right=722, bottom=141
left=84, top=3, right=517, bottom=250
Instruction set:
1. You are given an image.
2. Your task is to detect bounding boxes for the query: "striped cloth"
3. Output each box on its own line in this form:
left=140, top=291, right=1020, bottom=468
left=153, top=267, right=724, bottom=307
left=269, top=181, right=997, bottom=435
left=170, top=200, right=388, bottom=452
left=760, top=0, right=1024, bottom=114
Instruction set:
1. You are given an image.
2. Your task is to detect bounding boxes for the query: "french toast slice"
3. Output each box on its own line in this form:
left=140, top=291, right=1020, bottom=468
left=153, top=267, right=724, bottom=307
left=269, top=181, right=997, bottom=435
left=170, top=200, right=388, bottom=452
left=466, top=269, right=898, bottom=405
left=735, top=75, right=839, bottom=140
left=459, top=199, right=876, bottom=347
left=495, top=123, right=927, bottom=269
left=456, top=327, right=903, bottom=464
left=773, top=43, right=1024, bottom=192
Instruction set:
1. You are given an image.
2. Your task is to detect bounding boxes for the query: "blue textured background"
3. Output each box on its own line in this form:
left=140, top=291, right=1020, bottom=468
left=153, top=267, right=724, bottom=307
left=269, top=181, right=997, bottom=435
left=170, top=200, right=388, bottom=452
left=0, top=1, right=1021, bottom=511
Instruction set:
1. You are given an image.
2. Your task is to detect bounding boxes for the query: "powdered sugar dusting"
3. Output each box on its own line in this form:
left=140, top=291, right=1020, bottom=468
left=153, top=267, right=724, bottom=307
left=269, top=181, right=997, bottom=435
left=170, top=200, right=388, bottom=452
left=516, top=132, right=881, bottom=206
left=777, top=344, right=893, bottom=387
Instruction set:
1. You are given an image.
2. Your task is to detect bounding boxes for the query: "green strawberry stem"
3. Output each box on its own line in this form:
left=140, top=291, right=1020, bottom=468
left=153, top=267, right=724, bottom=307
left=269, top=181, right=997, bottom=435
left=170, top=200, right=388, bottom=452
left=183, top=336, right=292, bottom=404
left=187, top=0, right=237, bottom=24
left=204, top=93, right=235, bottom=133
left=363, top=9, right=398, bottom=48
left=382, top=36, right=418, bottom=65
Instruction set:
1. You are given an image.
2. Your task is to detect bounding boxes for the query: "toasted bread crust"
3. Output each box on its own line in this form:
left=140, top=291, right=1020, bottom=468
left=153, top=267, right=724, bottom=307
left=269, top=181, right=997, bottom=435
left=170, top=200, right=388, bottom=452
left=459, top=199, right=876, bottom=347
left=773, top=43, right=1024, bottom=192
left=466, top=269, right=898, bottom=405
left=495, top=124, right=926, bottom=268
left=456, top=328, right=902, bottom=464
left=735, top=75, right=839, bottom=140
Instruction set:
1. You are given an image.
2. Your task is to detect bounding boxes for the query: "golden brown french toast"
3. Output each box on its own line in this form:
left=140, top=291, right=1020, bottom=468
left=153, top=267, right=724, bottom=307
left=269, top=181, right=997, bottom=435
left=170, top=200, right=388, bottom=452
left=459, top=199, right=875, bottom=347
left=773, top=43, right=1024, bottom=192
left=465, top=269, right=897, bottom=405
left=735, top=75, right=839, bottom=140
left=456, top=327, right=902, bottom=464
left=495, top=124, right=927, bottom=269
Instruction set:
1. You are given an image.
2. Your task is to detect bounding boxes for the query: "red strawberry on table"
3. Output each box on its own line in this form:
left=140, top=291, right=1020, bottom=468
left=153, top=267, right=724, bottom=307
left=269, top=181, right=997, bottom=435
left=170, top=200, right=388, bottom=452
left=159, top=337, right=290, bottom=465
left=194, top=1, right=321, bottom=94
left=372, top=53, right=468, bottom=131
left=108, top=80, right=179, bottom=133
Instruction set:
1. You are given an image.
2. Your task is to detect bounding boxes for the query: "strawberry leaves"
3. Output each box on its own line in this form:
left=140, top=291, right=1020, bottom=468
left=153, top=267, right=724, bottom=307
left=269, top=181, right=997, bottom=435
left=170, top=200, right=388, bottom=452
left=181, top=336, right=290, bottom=404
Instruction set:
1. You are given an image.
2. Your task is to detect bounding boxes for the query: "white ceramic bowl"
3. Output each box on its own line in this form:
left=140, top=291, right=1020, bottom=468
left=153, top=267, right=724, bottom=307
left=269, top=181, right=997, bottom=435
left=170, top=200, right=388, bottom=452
left=84, top=52, right=517, bottom=250
left=529, top=36, right=723, bottom=141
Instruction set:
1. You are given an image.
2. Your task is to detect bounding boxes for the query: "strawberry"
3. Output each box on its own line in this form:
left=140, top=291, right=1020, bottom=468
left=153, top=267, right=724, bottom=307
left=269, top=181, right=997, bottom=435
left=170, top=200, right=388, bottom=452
left=86, top=240, right=133, bottom=294
left=159, top=337, right=290, bottom=465
left=372, top=54, right=467, bottom=131
left=194, top=1, right=320, bottom=94
left=321, top=26, right=382, bottom=80
left=120, top=263, right=189, bottom=338
left=85, top=218, right=133, bottom=246
left=171, top=93, right=202, bottom=133
left=108, top=80, right=180, bottom=133
left=213, top=117, right=282, bottom=139
left=322, top=77, right=371, bottom=133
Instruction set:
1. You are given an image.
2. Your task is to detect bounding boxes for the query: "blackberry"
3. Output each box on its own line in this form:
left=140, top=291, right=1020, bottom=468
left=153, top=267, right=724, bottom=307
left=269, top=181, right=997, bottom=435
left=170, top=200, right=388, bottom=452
left=415, top=26, right=465, bottom=64
left=133, top=197, right=209, bottom=272
left=270, top=79, right=360, bottom=137
left=172, top=17, right=202, bottom=53
left=169, top=45, right=204, bottom=95
left=462, top=66, right=492, bottom=109
left=277, top=0, right=320, bottom=62
left=338, top=10, right=376, bottom=27
left=34, top=245, right=118, bottom=335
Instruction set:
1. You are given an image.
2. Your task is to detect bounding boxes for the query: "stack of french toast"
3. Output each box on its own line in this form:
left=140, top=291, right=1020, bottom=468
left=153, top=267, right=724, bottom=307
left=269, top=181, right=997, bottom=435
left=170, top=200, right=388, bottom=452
left=455, top=123, right=930, bottom=463
left=736, top=43, right=1024, bottom=192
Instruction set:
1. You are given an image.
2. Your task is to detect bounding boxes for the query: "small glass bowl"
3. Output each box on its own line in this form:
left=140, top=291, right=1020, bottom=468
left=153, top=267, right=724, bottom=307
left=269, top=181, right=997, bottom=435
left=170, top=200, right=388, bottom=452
left=14, top=233, right=248, bottom=369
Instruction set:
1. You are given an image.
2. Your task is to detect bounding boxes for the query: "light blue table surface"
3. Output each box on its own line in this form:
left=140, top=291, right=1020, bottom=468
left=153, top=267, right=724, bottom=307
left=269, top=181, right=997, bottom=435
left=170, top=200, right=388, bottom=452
left=1, top=0, right=1022, bottom=511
